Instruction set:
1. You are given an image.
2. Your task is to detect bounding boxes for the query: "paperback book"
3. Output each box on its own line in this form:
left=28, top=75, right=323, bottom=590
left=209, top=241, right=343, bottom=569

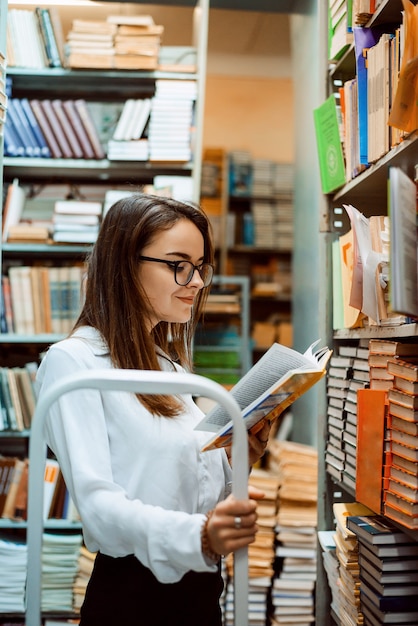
left=195, top=340, right=332, bottom=451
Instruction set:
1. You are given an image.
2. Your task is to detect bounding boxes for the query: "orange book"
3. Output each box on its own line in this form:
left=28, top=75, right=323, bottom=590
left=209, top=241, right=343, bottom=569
left=356, top=389, right=387, bottom=514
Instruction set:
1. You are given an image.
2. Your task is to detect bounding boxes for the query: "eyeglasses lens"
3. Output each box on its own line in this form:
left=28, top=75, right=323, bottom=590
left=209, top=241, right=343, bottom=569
left=175, top=261, right=213, bottom=287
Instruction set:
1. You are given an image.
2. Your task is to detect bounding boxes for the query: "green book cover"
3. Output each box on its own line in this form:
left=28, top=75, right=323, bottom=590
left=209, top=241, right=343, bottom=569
left=313, top=94, right=346, bottom=194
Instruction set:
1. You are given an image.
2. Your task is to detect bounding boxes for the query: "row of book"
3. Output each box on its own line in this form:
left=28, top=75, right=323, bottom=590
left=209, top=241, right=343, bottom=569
left=0, top=363, right=38, bottom=432
left=1, top=263, right=85, bottom=336
left=4, top=97, right=105, bottom=160
left=333, top=178, right=418, bottom=328
left=4, top=85, right=196, bottom=163
left=228, top=152, right=294, bottom=198
left=0, top=454, right=79, bottom=522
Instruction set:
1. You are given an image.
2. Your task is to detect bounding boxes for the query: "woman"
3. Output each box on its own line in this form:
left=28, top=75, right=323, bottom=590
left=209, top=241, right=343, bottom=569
left=36, top=194, right=270, bottom=625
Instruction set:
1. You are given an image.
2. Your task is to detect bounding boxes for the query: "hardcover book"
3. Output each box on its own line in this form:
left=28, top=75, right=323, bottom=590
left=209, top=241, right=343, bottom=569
left=346, top=514, right=412, bottom=545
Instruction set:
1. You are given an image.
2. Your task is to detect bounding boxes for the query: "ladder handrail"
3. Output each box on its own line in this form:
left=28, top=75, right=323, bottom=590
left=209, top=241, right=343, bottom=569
left=26, top=369, right=249, bottom=626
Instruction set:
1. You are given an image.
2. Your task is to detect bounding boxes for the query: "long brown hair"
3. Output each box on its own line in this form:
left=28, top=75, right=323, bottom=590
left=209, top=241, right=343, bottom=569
left=74, top=193, right=214, bottom=416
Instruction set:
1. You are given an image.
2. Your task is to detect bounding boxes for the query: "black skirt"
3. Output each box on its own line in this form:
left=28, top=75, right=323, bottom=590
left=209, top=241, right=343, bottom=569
left=79, top=552, right=224, bottom=626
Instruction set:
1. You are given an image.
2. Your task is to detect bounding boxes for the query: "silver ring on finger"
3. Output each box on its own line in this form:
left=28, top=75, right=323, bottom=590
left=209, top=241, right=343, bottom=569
left=234, top=516, right=242, bottom=529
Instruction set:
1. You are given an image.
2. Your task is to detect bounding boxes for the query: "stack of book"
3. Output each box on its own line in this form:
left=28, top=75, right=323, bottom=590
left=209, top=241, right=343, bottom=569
left=66, top=19, right=117, bottom=69
left=383, top=357, right=418, bottom=530
left=108, top=98, right=151, bottom=161
left=73, top=546, right=96, bottom=612
left=41, top=532, right=83, bottom=613
left=110, top=14, right=164, bottom=70
left=331, top=502, right=374, bottom=626
left=347, top=514, right=418, bottom=625
left=0, top=537, right=27, bottom=613
left=326, top=350, right=354, bottom=484
left=269, top=440, right=318, bottom=626
left=225, top=469, right=279, bottom=626
left=369, top=339, right=418, bottom=391
left=148, top=79, right=196, bottom=162
left=52, top=199, right=102, bottom=244
left=317, top=530, right=340, bottom=618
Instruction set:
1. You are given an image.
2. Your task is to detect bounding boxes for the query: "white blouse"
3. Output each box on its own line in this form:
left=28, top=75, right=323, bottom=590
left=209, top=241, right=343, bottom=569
left=36, top=326, right=232, bottom=583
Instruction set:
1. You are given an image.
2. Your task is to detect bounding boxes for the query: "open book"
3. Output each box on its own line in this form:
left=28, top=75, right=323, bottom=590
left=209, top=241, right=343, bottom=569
left=196, top=340, right=332, bottom=451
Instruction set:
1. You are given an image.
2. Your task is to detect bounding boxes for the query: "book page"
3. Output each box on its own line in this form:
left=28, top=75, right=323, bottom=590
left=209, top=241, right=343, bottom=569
left=195, top=340, right=328, bottom=433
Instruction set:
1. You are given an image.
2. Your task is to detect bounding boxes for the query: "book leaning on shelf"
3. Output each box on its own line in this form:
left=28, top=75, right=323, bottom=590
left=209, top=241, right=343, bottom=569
left=195, top=340, right=332, bottom=451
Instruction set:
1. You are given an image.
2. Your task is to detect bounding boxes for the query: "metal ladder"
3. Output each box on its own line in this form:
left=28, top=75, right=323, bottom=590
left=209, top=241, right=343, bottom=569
left=26, top=369, right=250, bottom=626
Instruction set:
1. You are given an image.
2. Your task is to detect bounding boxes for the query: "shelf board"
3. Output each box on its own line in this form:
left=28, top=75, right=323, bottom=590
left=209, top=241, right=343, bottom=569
left=7, top=67, right=197, bottom=99
left=3, top=157, right=193, bottom=183
left=2, top=242, right=91, bottom=256
left=334, top=323, right=418, bottom=340
left=229, top=244, right=292, bottom=254
left=331, top=132, right=418, bottom=213
left=0, top=518, right=82, bottom=530
left=0, top=333, right=64, bottom=344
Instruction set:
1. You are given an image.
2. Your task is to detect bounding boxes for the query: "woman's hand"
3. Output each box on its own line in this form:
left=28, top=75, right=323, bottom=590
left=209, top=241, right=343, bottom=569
left=206, top=486, right=265, bottom=557
left=248, top=419, right=271, bottom=466
left=224, top=419, right=272, bottom=468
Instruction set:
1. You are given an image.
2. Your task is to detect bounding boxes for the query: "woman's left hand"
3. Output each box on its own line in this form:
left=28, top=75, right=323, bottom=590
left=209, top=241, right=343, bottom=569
left=248, top=420, right=271, bottom=466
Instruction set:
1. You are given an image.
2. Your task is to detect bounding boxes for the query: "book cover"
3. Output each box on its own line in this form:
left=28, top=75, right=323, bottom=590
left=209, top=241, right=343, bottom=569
left=389, top=401, right=418, bottom=423
left=388, top=166, right=418, bottom=317
left=358, top=540, right=418, bottom=572
left=1, top=178, right=26, bottom=243
left=384, top=502, right=418, bottom=530
left=359, top=553, right=418, bottom=584
left=35, top=7, right=62, bottom=69
left=313, top=94, right=346, bottom=194
left=195, top=340, right=331, bottom=450
left=346, top=514, right=412, bottom=545
left=369, top=339, right=418, bottom=357
left=356, top=389, right=387, bottom=514
left=388, top=358, right=418, bottom=383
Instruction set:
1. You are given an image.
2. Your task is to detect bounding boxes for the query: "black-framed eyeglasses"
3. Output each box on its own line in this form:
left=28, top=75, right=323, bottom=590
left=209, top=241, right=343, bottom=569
left=139, top=255, right=214, bottom=287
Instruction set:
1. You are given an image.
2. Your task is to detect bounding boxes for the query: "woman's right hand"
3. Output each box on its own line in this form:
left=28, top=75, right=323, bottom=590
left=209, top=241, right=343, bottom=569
left=206, top=486, right=265, bottom=557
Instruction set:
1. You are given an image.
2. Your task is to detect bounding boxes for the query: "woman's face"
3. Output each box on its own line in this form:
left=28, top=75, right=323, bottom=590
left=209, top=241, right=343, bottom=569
left=139, top=218, right=206, bottom=329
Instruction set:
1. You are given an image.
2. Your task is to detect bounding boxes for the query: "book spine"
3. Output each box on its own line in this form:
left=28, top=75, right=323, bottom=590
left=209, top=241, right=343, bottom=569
left=35, top=7, right=62, bottom=68
left=73, top=99, right=105, bottom=159
left=5, top=99, right=34, bottom=156
left=10, top=98, right=42, bottom=157
left=39, top=99, right=73, bottom=158
left=61, top=100, right=95, bottom=159
left=19, top=98, right=51, bottom=157
left=29, top=99, right=63, bottom=158
left=51, top=99, right=84, bottom=158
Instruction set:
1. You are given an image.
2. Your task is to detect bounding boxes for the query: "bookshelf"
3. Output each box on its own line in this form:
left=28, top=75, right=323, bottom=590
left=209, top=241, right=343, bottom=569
left=217, top=152, right=294, bottom=361
left=0, top=1, right=210, bottom=622
left=315, top=1, right=418, bottom=624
